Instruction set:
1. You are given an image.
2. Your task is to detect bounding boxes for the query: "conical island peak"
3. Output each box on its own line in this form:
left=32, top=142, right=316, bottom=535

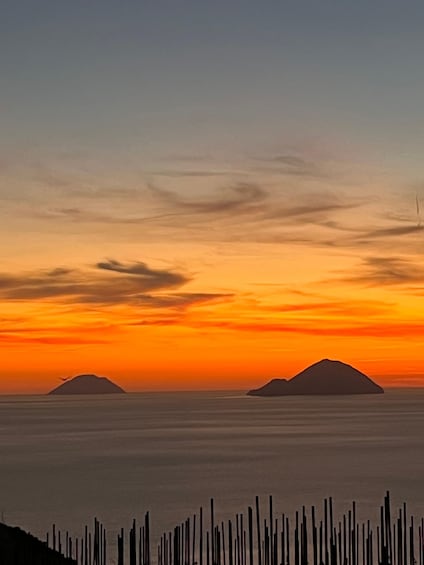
left=48, top=374, right=126, bottom=395
left=247, top=359, right=384, bottom=396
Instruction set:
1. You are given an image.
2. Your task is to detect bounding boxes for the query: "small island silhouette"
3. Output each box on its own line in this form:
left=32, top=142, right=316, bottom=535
left=247, top=359, right=384, bottom=396
left=48, top=374, right=126, bottom=395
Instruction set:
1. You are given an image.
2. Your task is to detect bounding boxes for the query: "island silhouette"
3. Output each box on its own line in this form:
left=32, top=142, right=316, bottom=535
left=48, top=374, right=125, bottom=395
left=247, top=358, right=384, bottom=396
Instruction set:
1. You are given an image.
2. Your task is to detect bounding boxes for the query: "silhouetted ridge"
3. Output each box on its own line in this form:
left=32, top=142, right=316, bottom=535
left=0, top=522, right=75, bottom=564
left=247, top=358, right=384, bottom=396
left=246, top=378, right=289, bottom=396
left=48, top=374, right=125, bottom=395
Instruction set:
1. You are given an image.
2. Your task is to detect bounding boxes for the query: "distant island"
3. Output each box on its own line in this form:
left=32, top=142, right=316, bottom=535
left=48, top=374, right=126, bottom=395
left=247, top=359, right=384, bottom=396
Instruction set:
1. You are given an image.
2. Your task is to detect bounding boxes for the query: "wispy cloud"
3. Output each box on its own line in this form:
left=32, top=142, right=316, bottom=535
left=146, top=169, right=234, bottom=178
left=144, top=182, right=364, bottom=246
left=96, top=259, right=188, bottom=289
left=362, top=225, right=423, bottom=239
left=0, top=333, right=111, bottom=345
left=306, top=215, right=424, bottom=255
left=261, top=298, right=393, bottom=317
left=42, top=185, right=358, bottom=233
left=340, top=256, right=424, bottom=286
left=37, top=207, right=181, bottom=225
left=147, top=181, right=268, bottom=215
left=182, top=319, right=424, bottom=338
left=6, top=151, right=422, bottom=259
left=262, top=193, right=358, bottom=221
left=134, top=293, right=232, bottom=309
left=0, top=319, right=120, bottom=346
left=252, top=154, right=325, bottom=178
left=0, top=259, right=230, bottom=308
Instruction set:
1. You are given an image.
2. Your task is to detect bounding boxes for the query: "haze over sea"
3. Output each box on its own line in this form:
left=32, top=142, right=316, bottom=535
left=1, top=390, right=424, bottom=544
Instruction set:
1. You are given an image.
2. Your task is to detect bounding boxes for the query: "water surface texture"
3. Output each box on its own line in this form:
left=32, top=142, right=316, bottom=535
left=0, top=389, right=423, bottom=541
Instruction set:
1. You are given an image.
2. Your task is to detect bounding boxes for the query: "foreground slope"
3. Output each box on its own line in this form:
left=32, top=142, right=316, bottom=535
left=48, top=374, right=125, bottom=395
left=247, top=359, right=384, bottom=396
left=0, top=523, right=75, bottom=565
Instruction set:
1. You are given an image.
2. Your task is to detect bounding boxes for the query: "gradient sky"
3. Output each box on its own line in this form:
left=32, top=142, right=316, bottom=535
left=1, top=1, right=424, bottom=393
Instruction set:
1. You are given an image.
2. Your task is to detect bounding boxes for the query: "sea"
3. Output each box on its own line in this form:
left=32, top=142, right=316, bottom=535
left=1, top=389, right=423, bottom=547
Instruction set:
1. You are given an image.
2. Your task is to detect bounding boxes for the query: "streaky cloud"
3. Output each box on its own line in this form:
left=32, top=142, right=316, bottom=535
left=362, top=225, right=424, bottom=238
left=135, top=292, right=233, bottom=309
left=38, top=207, right=183, bottom=224
left=338, top=256, right=424, bottom=286
left=252, top=154, right=325, bottom=178
left=0, top=334, right=111, bottom=345
left=146, top=169, right=235, bottom=178
left=0, top=259, right=230, bottom=310
left=184, top=319, right=424, bottom=338
left=147, top=181, right=268, bottom=214
left=96, top=259, right=189, bottom=288
left=261, top=298, right=393, bottom=316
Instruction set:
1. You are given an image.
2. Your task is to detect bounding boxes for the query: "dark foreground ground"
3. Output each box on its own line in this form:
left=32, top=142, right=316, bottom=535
left=0, top=522, right=75, bottom=565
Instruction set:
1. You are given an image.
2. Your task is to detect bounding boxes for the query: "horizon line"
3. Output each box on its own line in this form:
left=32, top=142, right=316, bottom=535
left=0, top=384, right=423, bottom=397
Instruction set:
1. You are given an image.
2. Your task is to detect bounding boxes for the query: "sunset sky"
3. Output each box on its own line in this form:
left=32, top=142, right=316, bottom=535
left=1, top=1, right=424, bottom=393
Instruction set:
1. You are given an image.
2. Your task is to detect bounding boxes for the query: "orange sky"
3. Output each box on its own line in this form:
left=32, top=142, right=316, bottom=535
left=4, top=2, right=424, bottom=394
left=3, top=2, right=424, bottom=394
left=1, top=159, right=423, bottom=394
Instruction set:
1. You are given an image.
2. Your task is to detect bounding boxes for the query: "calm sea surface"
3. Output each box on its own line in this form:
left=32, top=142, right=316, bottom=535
left=0, top=389, right=423, bottom=543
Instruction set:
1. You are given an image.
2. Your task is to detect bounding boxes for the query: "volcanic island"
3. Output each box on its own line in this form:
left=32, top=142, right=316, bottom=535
left=48, top=374, right=126, bottom=395
left=247, top=359, right=384, bottom=396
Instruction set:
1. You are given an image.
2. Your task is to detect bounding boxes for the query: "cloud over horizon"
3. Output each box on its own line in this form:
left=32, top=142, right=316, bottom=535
left=4, top=149, right=422, bottom=262
left=0, top=259, right=230, bottom=309
left=340, top=256, right=424, bottom=287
